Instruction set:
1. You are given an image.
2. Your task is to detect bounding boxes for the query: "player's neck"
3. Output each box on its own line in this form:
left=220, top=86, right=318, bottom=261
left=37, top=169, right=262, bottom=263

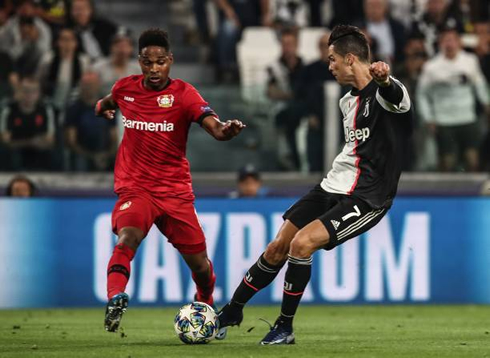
left=143, top=78, right=170, bottom=91
left=351, top=65, right=373, bottom=91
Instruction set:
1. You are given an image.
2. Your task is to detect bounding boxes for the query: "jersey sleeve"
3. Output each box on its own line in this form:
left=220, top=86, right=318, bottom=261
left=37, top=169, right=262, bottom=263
left=182, top=84, right=217, bottom=125
left=110, top=79, right=124, bottom=105
left=375, top=76, right=411, bottom=114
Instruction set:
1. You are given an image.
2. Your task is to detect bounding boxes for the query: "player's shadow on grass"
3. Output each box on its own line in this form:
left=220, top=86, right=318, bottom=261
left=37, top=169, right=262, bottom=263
left=123, top=339, right=211, bottom=347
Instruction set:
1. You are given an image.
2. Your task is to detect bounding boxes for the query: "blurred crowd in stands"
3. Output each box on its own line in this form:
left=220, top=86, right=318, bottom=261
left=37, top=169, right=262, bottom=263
left=0, top=0, right=488, bottom=173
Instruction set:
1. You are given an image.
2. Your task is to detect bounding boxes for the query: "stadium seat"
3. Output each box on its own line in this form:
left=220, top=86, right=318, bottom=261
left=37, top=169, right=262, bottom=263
left=237, top=43, right=280, bottom=104
left=241, top=27, right=278, bottom=47
left=299, top=27, right=329, bottom=64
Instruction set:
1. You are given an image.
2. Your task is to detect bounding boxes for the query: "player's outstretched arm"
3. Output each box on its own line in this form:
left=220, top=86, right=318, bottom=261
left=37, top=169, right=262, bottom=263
left=201, top=116, right=246, bottom=141
left=369, top=61, right=405, bottom=107
left=95, top=94, right=118, bottom=120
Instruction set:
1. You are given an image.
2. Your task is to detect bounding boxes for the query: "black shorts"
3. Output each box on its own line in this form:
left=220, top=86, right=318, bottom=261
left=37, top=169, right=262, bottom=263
left=283, top=185, right=387, bottom=250
left=436, top=122, right=480, bottom=156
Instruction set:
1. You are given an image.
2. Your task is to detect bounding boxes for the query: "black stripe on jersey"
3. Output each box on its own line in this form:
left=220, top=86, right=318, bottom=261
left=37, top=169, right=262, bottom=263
left=196, top=111, right=217, bottom=126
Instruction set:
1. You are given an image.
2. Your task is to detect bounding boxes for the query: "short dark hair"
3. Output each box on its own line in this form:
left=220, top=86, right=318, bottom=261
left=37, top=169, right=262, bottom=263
left=138, top=28, right=170, bottom=53
left=19, top=15, right=35, bottom=25
left=237, top=164, right=260, bottom=182
left=18, top=75, right=40, bottom=85
left=280, top=27, right=298, bottom=40
left=438, top=25, right=460, bottom=38
left=328, top=24, right=370, bottom=63
left=6, top=175, right=37, bottom=197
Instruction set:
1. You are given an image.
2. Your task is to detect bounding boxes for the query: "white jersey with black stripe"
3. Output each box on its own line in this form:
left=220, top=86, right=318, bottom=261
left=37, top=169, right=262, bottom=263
left=320, top=77, right=413, bottom=209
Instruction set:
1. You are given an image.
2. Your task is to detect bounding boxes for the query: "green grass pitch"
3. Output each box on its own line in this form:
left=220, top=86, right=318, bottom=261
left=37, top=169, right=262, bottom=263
left=1, top=305, right=489, bottom=358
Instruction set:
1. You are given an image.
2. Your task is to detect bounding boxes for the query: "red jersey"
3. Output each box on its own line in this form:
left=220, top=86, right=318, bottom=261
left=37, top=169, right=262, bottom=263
left=111, top=75, right=215, bottom=199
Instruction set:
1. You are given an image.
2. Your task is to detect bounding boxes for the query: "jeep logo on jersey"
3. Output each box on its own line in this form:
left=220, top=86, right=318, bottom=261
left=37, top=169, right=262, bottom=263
left=157, top=94, right=174, bottom=108
left=345, top=127, right=370, bottom=143
left=122, top=115, right=174, bottom=132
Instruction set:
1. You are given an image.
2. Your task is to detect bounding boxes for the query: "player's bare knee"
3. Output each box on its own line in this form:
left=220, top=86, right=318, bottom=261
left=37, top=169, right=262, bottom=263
left=188, top=257, right=209, bottom=273
left=289, top=234, right=315, bottom=259
left=264, top=239, right=289, bottom=265
left=118, top=229, right=143, bottom=250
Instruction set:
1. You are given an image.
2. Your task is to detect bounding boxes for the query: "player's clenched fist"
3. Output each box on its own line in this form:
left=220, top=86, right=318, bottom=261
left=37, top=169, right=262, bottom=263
left=95, top=99, right=116, bottom=120
left=369, top=61, right=391, bottom=87
left=100, top=110, right=116, bottom=120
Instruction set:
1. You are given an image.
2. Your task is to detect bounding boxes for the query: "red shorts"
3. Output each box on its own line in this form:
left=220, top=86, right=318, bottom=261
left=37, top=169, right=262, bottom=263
left=111, top=191, right=206, bottom=255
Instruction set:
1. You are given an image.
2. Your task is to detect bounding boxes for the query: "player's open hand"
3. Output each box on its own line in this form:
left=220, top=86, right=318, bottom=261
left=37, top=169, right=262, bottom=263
left=370, top=61, right=391, bottom=87
left=222, top=119, right=246, bottom=138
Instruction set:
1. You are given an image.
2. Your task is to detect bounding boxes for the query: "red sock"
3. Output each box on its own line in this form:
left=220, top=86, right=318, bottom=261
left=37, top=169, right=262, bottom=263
left=192, top=259, right=216, bottom=306
left=107, top=243, right=135, bottom=300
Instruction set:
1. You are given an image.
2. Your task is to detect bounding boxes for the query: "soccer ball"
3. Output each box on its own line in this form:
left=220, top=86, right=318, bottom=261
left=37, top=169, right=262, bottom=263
left=174, top=302, right=219, bottom=344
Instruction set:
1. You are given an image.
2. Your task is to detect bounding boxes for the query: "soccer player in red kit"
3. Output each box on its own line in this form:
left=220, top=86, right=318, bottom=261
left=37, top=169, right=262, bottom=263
left=95, top=28, right=245, bottom=333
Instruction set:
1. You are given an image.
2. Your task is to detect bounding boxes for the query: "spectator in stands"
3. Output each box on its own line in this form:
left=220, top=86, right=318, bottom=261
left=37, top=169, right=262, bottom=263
left=480, top=124, right=490, bottom=172
left=229, top=164, right=267, bottom=198
left=328, top=0, right=364, bottom=29
left=192, top=0, right=212, bottom=45
left=0, top=0, right=13, bottom=27
left=359, top=0, right=407, bottom=65
left=411, top=0, right=463, bottom=57
left=36, top=27, right=91, bottom=112
left=0, top=76, right=55, bottom=170
left=445, top=0, right=489, bottom=34
left=388, top=0, right=423, bottom=30
left=64, top=71, right=117, bottom=171
left=297, top=32, right=335, bottom=172
left=476, top=23, right=489, bottom=82
left=0, top=0, right=52, bottom=76
left=395, top=35, right=429, bottom=171
left=267, top=27, right=305, bottom=170
left=417, top=28, right=490, bottom=172
left=0, top=50, right=18, bottom=100
left=306, top=0, right=324, bottom=27
left=395, top=35, right=428, bottom=99
left=35, top=0, right=69, bottom=32
left=270, top=0, right=309, bottom=29
left=470, top=18, right=489, bottom=82
left=214, top=0, right=271, bottom=82
left=67, top=0, right=118, bottom=59
left=5, top=174, right=36, bottom=197
left=92, top=27, right=140, bottom=95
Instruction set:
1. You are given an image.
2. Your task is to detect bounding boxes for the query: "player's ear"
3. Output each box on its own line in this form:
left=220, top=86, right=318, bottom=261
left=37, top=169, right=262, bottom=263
left=168, top=52, right=174, bottom=64
left=345, top=53, right=354, bottom=66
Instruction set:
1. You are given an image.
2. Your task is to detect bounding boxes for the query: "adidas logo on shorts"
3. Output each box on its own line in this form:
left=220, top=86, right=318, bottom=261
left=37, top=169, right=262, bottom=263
left=330, top=220, right=340, bottom=230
